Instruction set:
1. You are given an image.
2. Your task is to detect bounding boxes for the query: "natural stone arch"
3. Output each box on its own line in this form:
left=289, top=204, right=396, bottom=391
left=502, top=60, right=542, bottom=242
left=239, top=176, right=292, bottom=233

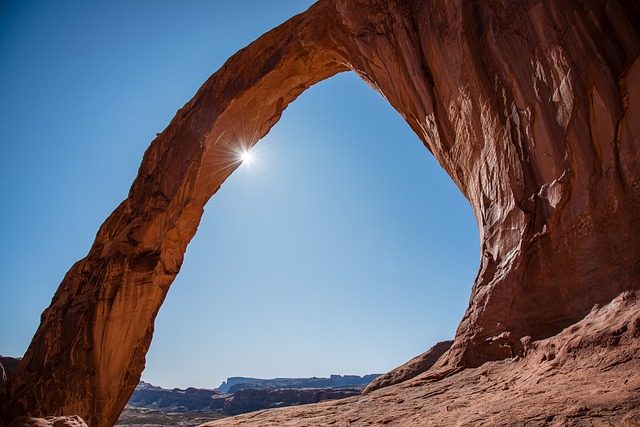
left=2, top=1, right=639, bottom=426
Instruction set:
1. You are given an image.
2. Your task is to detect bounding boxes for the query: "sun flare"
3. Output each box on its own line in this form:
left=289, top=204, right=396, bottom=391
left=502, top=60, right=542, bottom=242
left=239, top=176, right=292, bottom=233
left=240, top=149, right=254, bottom=164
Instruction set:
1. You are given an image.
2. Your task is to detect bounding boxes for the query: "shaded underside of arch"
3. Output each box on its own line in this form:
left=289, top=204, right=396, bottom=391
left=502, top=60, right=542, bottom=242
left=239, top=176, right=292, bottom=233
left=1, top=0, right=639, bottom=426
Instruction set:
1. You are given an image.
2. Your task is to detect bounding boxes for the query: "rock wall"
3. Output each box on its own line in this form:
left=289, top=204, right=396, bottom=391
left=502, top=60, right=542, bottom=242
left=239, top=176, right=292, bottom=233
left=0, top=356, right=21, bottom=389
left=1, top=0, right=639, bottom=426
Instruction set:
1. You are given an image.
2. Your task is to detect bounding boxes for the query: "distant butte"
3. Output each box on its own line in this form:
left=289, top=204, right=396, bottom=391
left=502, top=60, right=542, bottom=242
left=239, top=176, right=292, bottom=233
left=1, top=0, right=639, bottom=426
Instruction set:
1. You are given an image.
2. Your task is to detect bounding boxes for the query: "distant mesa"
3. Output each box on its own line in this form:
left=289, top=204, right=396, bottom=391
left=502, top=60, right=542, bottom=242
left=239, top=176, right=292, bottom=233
left=127, top=381, right=227, bottom=414
left=123, top=374, right=380, bottom=418
left=216, top=374, right=381, bottom=393
left=215, top=377, right=262, bottom=394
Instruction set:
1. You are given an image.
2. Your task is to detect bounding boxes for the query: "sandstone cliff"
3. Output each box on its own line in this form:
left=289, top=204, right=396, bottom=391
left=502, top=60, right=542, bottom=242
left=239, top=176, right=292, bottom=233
left=1, top=0, right=639, bottom=425
left=0, top=357, right=21, bottom=389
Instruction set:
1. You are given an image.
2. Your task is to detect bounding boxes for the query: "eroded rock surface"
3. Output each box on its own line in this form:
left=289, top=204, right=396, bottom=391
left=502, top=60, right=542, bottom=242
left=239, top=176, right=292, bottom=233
left=8, top=416, right=88, bottom=427
left=0, top=356, right=21, bottom=389
left=1, top=0, right=639, bottom=426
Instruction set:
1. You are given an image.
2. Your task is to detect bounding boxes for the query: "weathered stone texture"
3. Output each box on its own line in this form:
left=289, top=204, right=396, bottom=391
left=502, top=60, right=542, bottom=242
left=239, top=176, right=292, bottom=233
left=8, top=416, right=88, bottom=427
left=1, top=0, right=638, bottom=426
left=0, top=357, right=21, bottom=390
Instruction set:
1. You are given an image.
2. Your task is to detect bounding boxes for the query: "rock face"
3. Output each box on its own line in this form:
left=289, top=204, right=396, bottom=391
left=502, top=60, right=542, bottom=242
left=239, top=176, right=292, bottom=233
left=363, top=340, right=452, bottom=394
left=0, top=356, right=21, bottom=389
left=1, top=0, right=639, bottom=426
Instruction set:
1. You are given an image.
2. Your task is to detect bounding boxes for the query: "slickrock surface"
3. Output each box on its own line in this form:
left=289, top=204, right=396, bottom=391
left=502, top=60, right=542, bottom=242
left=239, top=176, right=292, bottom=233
left=1, top=0, right=638, bottom=425
left=203, top=290, right=640, bottom=426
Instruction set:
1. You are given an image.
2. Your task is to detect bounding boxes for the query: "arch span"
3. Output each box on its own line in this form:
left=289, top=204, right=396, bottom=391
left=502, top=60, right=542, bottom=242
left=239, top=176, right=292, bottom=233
left=2, top=0, right=639, bottom=426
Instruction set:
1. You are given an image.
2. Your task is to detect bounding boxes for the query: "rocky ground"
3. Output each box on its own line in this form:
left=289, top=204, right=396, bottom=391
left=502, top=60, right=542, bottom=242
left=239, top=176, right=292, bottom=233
left=115, top=406, right=225, bottom=427
left=201, top=290, right=640, bottom=426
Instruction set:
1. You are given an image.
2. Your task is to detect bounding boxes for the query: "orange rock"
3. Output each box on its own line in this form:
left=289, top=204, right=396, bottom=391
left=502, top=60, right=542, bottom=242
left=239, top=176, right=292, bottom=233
left=1, top=0, right=638, bottom=426
left=8, top=416, right=87, bottom=427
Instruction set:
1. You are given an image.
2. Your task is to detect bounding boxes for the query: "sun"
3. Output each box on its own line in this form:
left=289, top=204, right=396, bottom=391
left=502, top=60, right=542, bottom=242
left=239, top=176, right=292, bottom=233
left=239, top=148, right=254, bottom=164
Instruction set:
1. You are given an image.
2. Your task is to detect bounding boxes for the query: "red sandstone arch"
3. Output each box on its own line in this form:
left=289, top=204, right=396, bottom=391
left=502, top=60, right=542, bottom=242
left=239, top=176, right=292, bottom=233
left=2, top=1, right=639, bottom=426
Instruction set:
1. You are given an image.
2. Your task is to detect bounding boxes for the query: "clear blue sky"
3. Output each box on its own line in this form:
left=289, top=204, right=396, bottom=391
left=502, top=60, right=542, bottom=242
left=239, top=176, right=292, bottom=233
left=0, top=1, right=480, bottom=389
